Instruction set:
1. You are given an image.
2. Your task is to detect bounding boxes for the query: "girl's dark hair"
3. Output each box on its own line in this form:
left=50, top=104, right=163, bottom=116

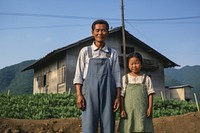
left=127, top=52, right=143, bottom=65
left=91, top=19, right=109, bottom=31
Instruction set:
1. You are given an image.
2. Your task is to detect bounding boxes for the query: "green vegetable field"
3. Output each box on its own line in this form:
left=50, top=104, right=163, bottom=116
left=0, top=93, right=198, bottom=120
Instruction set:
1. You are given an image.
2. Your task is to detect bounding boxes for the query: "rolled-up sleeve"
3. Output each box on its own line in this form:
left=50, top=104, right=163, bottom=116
left=73, top=48, right=86, bottom=85
left=120, top=75, right=126, bottom=97
left=111, top=49, right=121, bottom=88
left=146, top=76, right=156, bottom=95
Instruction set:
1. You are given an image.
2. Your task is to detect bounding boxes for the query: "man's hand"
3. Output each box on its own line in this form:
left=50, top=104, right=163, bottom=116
left=113, top=97, right=120, bottom=112
left=76, top=95, right=86, bottom=111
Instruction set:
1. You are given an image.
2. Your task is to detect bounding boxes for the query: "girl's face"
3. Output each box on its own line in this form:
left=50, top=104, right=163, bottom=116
left=128, top=56, right=142, bottom=74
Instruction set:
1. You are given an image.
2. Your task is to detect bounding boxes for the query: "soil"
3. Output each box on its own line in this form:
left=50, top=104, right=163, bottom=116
left=0, top=111, right=200, bottom=133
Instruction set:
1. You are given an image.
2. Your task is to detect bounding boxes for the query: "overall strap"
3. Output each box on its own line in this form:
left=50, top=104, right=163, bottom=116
left=107, top=47, right=111, bottom=56
left=104, top=46, right=112, bottom=58
left=142, top=74, right=147, bottom=84
left=125, top=74, right=129, bottom=85
left=87, top=46, right=93, bottom=58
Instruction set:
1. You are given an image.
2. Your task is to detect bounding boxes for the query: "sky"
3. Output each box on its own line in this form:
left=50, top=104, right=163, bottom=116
left=0, top=0, right=200, bottom=70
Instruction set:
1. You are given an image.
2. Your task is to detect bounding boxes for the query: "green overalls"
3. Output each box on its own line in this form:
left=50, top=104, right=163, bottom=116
left=119, top=75, right=154, bottom=133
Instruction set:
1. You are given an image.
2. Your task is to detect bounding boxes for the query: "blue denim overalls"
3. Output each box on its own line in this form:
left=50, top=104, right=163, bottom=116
left=82, top=46, right=116, bottom=133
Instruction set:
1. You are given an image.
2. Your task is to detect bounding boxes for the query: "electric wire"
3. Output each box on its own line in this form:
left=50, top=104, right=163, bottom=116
left=0, top=12, right=200, bottom=30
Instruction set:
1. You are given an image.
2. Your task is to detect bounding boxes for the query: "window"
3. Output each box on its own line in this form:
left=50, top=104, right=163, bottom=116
left=121, top=46, right=134, bottom=54
left=37, top=74, right=47, bottom=88
left=58, top=66, right=66, bottom=84
left=37, top=73, right=49, bottom=88
left=142, top=59, right=159, bottom=71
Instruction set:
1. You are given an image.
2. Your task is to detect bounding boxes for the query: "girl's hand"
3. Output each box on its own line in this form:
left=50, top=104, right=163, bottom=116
left=147, top=107, right=152, bottom=118
left=120, top=110, right=127, bottom=118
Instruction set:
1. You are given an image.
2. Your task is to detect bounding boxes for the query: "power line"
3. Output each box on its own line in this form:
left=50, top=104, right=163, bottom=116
left=0, top=12, right=199, bottom=31
left=127, top=16, right=200, bottom=22
left=0, top=23, right=119, bottom=31
left=0, top=12, right=120, bottom=21
left=0, top=24, right=91, bottom=30
left=0, top=12, right=200, bottom=21
left=126, top=21, right=200, bottom=24
left=0, top=21, right=199, bottom=31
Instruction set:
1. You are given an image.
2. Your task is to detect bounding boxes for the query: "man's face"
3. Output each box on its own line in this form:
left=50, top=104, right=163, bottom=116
left=92, top=24, right=108, bottom=43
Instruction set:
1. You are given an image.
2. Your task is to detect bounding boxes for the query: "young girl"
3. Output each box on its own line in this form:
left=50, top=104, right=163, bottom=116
left=119, top=52, right=155, bottom=133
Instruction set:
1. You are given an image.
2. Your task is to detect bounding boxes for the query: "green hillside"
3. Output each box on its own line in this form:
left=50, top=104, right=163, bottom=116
left=0, top=60, right=199, bottom=96
left=165, top=65, right=200, bottom=98
left=0, top=60, right=35, bottom=94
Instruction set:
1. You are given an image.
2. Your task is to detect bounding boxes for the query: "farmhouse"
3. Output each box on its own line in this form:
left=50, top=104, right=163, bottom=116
left=22, top=27, right=179, bottom=95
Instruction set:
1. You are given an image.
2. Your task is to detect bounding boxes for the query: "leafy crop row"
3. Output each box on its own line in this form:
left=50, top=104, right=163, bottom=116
left=153, top=97, right=198, bottom=118
left=0, top=93, right=81, bottom=119
left=0, top=93, right=198, bottom=119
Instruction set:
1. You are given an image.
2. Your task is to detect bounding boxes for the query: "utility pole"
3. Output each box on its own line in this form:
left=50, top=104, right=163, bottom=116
left=121, top=0, right=127, bottom=75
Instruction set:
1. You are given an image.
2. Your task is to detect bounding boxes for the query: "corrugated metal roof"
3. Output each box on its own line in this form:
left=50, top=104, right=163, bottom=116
left=168, top=84, right=193, bottom=89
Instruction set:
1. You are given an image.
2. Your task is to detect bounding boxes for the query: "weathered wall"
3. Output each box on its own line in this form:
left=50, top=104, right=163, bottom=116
left=33, top=56, right=66, bottom=94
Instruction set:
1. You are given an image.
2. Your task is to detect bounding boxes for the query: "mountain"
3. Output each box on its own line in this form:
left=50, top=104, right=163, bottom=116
left=165, top=65, right=200, bottom=94
left=0, top=60, right=199, bottom=95
left=0, top=60, right=36, bottom=94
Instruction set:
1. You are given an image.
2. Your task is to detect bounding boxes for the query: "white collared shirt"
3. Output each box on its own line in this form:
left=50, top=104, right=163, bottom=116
left=121, top=74, right=155, bottom=96
left=73, top=42, right=121, bottom=88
